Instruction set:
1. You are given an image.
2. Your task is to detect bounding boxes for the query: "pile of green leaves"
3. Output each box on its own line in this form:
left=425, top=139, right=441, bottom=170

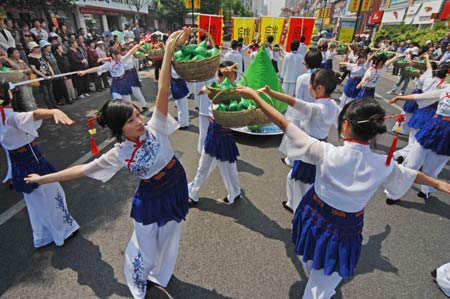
left=216, top=99, right=256, bottom=112
left=174, top=40, right=219, bottom=61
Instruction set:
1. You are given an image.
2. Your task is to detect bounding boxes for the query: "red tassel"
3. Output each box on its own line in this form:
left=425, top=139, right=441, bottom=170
left=90, top=135, right=100, bottom=155
left=386, top=134, right=398, bottom=166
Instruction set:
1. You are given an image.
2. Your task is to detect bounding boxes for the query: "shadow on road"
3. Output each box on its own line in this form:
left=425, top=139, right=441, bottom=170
left=51, top=233, right=130, bottom=299
left=233, top=133, right=283, bottom=149
left=149, top=276, right=232, bottom=299
left=237, top=159, right=264, bottom=176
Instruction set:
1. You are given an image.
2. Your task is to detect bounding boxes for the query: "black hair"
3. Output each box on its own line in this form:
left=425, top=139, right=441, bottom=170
left=371, top=54, right=387, bottom=67
left=110, top=48, right=120, bottom=57
left=0, top=78, right=12, bottom=106
left=7, top=47, right=17, bottom=57
left=304, top=49, right=322, bottom=69
left=231, top=40, right=238, bottom=49
left=291, top=40, right=300, bottom=52
left=237, top=37, right=244, bottom=43
left=300, top=36, right=305, bottom=43
left=267, top=35, right=274, bottom=44
left=310, top=69, right=338, bottom=95
left=97, top=100, right=140, bottom=141
left=338, top=99, right=386, bottom=142
left=435, top=62, right=450, bottom=78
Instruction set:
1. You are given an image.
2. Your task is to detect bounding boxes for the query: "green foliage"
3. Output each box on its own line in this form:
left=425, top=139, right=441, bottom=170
left=155, top=0, right=186, bottom=26
left=200, top=0, right=253, bottom=17
left=374, top=21, right=450, bottom=45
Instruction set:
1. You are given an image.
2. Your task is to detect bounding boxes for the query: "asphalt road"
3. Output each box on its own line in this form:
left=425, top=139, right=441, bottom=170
left=0, top=61, right=449, bottom=299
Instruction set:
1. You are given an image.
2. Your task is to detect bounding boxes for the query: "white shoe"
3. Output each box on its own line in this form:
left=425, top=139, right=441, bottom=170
left=399, top=92, right=404, bottom=96
left=387, top=90, right=396, bottom=95
left=79, top=95, right=86, bottom=99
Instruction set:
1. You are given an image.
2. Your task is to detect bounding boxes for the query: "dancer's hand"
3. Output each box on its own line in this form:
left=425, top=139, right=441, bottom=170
left=25, top=173, right=42, bottom=185
left=436, top=180, right=450, bottom=194
left=167, top=27, right=191, bottom=48
left=389, top=96, right=400, bottom=104
left=257, top=85, right=271, bottom=94
left=52, top=109, right=75, bottom=125
left=236, top=86, right=258, bottom=99
left=356, top=83, right=362, bottom=90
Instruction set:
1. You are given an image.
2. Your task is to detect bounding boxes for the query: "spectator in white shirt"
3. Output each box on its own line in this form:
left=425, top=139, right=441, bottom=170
left=280, top=40, right=306, bottom=96
left=124, top=24, right=135, bottom=44
left=0, top=18, right=15, bottom=51
left=298, top=36, right=308, bottom=57
left=223, top=40, right=243, bottom=73
left=30, top=19, right=48, bottom=42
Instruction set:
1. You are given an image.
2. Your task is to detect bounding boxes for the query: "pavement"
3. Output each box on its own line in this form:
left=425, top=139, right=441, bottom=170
left=0, top=61, right=449, bottom=299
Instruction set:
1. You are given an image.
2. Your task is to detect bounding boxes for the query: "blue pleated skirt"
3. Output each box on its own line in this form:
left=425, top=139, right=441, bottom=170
left=125, top=68, right=142, bottom=88
left=204, top=120, right=239, bottom=163
left=291, top=160, right=316, bottom=184
left=415, top=114, right=450, bottom=156
left=111, top=76, right=132, bottom=95
left=171, top=77, right=189, bottom=100
left=343, top=77, right=362, bottom=98
left=355, top=87, right=375, bottom=99
left=9, top=141, right=56, bottom=194
left=323, top=59, right=333, bottom=69
left=131, top=157, right=189, bottom=227
left=407, top=104, right=437, bottom=129
left=292, top=187, right=364, bottom=278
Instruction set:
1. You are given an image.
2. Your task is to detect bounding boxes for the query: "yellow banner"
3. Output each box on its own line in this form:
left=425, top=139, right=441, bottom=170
left=185, top=0, right=192, bottom=9
left=194, top=0, right=200, bottom=9
left=259, top=17, right=285, bottom=45
left=348, top=0, right=372, bottom=12
left=339, top=27, right=354, bottom=43
left=232, top=17, right=257, bottom=45
left=316, top=8, right=331, bottom=18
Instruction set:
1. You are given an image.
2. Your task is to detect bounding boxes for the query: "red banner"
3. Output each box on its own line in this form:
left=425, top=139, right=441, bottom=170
left=441, top=1, right=450, bottom=20
left=197, top=14, right=223, bottom=46
left=369, top=11, right=383, bottom=24
left=283, top=17, right=316, bottom=52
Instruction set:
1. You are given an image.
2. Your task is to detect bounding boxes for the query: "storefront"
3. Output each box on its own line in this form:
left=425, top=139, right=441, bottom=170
left=403, top=0, right=444, bottom=25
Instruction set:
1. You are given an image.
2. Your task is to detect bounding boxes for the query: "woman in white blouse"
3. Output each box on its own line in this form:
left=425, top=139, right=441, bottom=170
left=236, top=86, right=450, bottom=299
left=25, top=28, right=192, bottom=299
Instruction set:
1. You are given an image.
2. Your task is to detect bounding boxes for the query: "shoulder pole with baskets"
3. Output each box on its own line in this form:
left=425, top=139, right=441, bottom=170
left=172, top=28, right=221, bottom=82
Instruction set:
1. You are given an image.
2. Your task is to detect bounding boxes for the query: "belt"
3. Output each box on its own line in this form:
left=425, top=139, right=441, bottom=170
left=434, top=114, right=450, bottom=121
left=125, top=68, right=134, bottom=73
left=142, top=158, right=177, bottom=183
left=13, top=141, right=37, bottom=154
left=351, top=77, right=362, bottom=80
left=313, top=193, right=364, bottom=218
left=364, top=87, right=375, bottom=91
left=112, top=75, right=126, bottom=80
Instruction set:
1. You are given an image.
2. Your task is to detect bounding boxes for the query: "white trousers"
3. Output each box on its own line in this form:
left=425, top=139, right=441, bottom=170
left=286, top=172, right=312, bottom=212
left=175, top=96, right=189, bottom=127
left=282, top=82, right=296, bottom=97
left=1, top=144, right=12, bottom=183
left=339, top=94, right=356, bottom=109
left=131, top=86, right=147, bottom=107
left=24, top=183, right=79, bottom=248
left=197, top=114, right=210, bottom=154
left=394, top=128, right=418, bottom=160
left=112, top=93, right=132, bottom=102
left=124, top=220, right=181, bottom=299
left=437, top=262, right=450, bottom=297
left=188, top=149, right=240, bottom=203
left=301, top=260, right=343, bottom=299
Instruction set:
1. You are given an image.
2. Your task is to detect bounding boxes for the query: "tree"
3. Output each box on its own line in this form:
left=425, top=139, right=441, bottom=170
left=128, top=0, right=150, bottom=24
left=155, top=0, right=186, bottom=28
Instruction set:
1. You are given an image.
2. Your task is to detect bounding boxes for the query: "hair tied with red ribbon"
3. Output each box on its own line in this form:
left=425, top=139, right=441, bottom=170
left=385, top=113, right=406, bottom=166
left=87, top=116, right=100, bottom=155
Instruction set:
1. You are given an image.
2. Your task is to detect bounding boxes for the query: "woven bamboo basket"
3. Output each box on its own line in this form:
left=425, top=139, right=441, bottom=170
left=403, top=67, right=420, bottom=78
left=393, top=60, right=411, bottom=68
left=411, top=60, right=427, bottom=71
left=208, top=71, right=248, bottom=103
left=146, top=48, right=164, bottom=60
left=133, top=52, right=146, bottom=60
left=247, top=92, right=273, bottom=126
left=172, top=28, right=220, bottom=82
left=211, top=89, right=254, bottom=128
left=0, top=70, right=24, bottom=83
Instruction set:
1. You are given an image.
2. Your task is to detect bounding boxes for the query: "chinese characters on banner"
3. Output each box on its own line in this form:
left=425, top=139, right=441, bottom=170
left=259, top=17, right=286, bottom=45
left=284, top=17, right=316, bottom=52
left=338, top=21, right=355, bottom=43
left=197, top=14, right=223, bottom=46
left=348, top=0, right=372, bottom=12
left=315, top=8, right=331, bottom=18
left=185, top=0, right=200, bottom=9
left=232, top=17, right=257, bottom=45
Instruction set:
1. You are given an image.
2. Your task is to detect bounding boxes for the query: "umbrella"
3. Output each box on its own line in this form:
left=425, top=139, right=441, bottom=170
left=151, top=31, right=164, bottom=37
left=112, top=30, right=124, bottom=42
left=101, top=31, right=112, bottom=37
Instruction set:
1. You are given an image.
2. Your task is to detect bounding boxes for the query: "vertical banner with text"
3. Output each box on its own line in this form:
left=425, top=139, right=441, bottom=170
left=284, top=17, right=316, bottom=51
left=259, top=16, right=286, bottom=45
left=232, top=17, right=257, bottom=45
left=348, top=0, right=372, bottom=12
left=338, top=21, right=356, bottom=43
left=197, top=14, right=223, bottom=46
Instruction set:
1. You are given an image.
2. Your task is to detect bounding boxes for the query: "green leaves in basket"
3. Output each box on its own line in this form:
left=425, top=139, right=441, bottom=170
left=405, top=67, right=419, bottom=72
left=215, top=98, right=256, bottom=112
left=0, top=66, right=10, bottom=72
left=207, top=47, right=219, bottom=57
left=208, top=77, right=237, bottom=89
left=194, top=46, right=207, bottom=57
left=228, top=100, right=239, bottom=111
left=174, top=50, right=184, bottom=60
left=192, top=55, right=206, bottom=61
left=180, top=44, right=198, bottom=56
left=198, top=39, right=208, bottom=48
left=217, top=103, right=228, bottom=112
left=175, top=41, right=219, bottom=62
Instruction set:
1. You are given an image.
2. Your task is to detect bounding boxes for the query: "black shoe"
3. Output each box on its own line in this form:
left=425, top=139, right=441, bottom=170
left=395, top=156, right=404, bottom=164
left=141, top=107, right=148, bottom=112
left=386, top=198, right=398, bottom=205
left=431, top=269, right=437, bottom=279
left=282, top=201, right=293, bottom=213
left=188, top=198, right=198, bottom=205
left=280, top=157, right=289, bottom=166
left=417, top=191, right=429, bottom=199
left=224, top=194, right=241, bottom=204
left=178, top=126, right=189, bottom=130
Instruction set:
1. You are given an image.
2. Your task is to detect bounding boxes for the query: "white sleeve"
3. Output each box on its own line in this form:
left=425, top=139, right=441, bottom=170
left=81, top=146, right=123, bottom=182
left=280, top=55, right=288, bottom=79
left=148, top=108, right=180, bottom=136
left=383, top=163, right=418, bottom=199
left=346, top=63, right=356, bottom=71
left=413, top=89, right=444, bottom=108
left=280, top=123, right=325, bottom=165
left=96, top=62, right=110, bottom=75
left=291, top=98, right=319, bottom=120
left=11, top=112, right=42, bottom=138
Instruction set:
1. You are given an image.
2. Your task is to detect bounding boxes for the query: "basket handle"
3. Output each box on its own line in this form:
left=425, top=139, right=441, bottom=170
left=172, top=28, right=217, bottom=59
left=257, top=91, right=274, bottom=108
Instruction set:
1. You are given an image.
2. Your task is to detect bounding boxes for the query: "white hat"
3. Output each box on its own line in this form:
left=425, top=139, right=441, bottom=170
left=411, top=47, right=419, bottom=55
left=96, top=40, right=104, bottom=45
